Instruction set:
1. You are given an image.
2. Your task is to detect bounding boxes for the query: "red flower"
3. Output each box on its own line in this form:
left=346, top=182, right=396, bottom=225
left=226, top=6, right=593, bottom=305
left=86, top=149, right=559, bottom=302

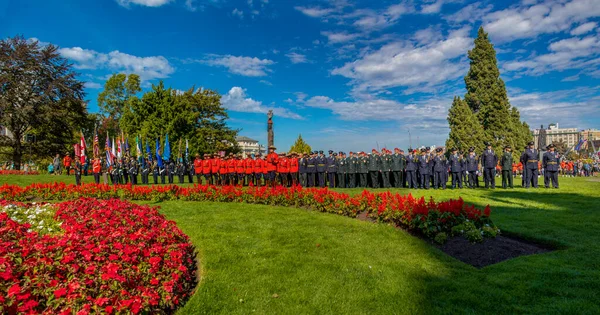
left=54, top=287, right=67, bottom=298
left=7, top=284, right=21, bottom=297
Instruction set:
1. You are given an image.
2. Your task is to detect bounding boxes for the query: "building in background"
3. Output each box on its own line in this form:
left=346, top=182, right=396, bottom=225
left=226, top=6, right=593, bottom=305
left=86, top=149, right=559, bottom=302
left=580, top=129, right=600, bottom=141
left=235, top=136, right=265, bottom=157
left=0, top=125, right=13, bottom=139
left=533, top=123, right=580, bottom=150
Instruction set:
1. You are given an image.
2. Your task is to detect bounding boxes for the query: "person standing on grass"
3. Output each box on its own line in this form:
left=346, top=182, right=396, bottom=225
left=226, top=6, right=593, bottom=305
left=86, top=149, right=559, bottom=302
left=194, top=154, right=203, bottom=184
left=524, top=141, right=539, bottom=188
left=63, top=153, right=72, bottom=175
left=481, top=142, right=498, bottom=189
left=92, top=156, right=101, bottom=184
left=449, top=148, right=462, bottom=189
left=501, top=145, right=514, bottom=189
left=543, top=144, right=559, bottom=188
left=74, top=158, right=82, bottom=186
left=254, top=154, right=264, bottom=186
left=433, top=147, right=446, bottom=189
left=266, top=146, right=279, bottom=187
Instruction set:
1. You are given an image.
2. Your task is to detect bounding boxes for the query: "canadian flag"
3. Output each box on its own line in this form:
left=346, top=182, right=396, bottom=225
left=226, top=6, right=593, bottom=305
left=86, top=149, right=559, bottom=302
left=80, top=130, right=87, bottom=164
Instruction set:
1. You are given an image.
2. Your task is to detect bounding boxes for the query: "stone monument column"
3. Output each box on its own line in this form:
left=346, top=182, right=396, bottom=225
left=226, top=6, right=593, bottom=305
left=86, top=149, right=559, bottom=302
left=267, top=110, right=274, bottom=148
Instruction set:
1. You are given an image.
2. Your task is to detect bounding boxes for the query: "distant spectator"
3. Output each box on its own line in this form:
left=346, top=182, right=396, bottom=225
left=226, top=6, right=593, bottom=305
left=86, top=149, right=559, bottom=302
left=48, top=163, right=54, bottom=174
left=53, top=154, right=61, bottom=175
left=63, top=153, right=72, bottom=175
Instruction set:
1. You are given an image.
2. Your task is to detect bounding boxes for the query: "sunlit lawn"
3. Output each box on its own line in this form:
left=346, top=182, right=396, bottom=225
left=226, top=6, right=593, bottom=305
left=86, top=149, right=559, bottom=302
left=2, top=174, right=600, bottom=313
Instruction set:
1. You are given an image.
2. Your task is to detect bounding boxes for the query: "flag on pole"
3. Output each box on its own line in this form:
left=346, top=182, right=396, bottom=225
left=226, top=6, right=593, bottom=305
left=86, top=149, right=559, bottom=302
left=105, top=132, right=112, bottom=167
left=116, top=137, right=122, bottom=159
left=156, top=138, right=163, bottom=168
left=125, top=137, right=130, bottom=156
left=93, top=130, right=100, bottom=158
left=146, top=141, right=152, bottom=163
left=178, top=138, right=182, bottom=162
left=162, top=134, right=171, bottom=161
left=74, top=143, right=81, bottom=159
left=80, top=130, right=87, bottom=164
left=112, top=138, right=116, bottom=162
left=185, top=139, right=189, bottom=163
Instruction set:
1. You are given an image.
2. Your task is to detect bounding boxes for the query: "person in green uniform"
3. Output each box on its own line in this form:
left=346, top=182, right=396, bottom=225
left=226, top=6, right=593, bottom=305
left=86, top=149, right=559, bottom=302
left=358, top=152, right=369, bottom=188
left=347, top=152, right=357, bottom=188
left=380, top=149, right=392, bottom=188
left=501, top=145, right=514, bottom=189
left=368, top=149, right=381, bottom=188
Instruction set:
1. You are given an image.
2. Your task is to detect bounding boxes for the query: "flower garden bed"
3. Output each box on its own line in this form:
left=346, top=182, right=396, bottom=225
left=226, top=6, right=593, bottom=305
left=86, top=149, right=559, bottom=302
left=0, top=183, right=499, bottom=244
left=0, top=198, right=197, bottom=314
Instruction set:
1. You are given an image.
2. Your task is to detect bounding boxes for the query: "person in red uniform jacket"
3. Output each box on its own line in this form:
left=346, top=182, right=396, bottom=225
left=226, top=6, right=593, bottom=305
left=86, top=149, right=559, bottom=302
left=92, top=157, right=102, bottom=184
left=63, top=154, right=73, bottom=176
left=219, top=156, right=229, bottom=185
left=235, top=154, right=245, bottom=185
left=211, top=154, right=220, bottom=185
left=254, top=155, right=264, bottom=186
left=193, top=154, right=203, bottom=184
left=245, top=155, right=254, bottom=186
left=202, top=154, right=212, bottom=185
left=262, top=155, right=269, bottom=186
left=266, top=146, right=279, bottom=187
left=227, top=153, right=236, bottom=185
left=289, top=152, right=299, bottom=186
left=277, top=152, right=289, bottom=186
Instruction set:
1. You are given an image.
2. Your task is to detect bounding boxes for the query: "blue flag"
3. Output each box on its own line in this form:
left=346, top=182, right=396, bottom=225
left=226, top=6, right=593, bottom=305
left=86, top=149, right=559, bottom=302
left=185, top=139, right=189, bottom=163
left=146, top=141, right=152, bottom=163
left=162, top=134, right=170, bottom=161
left=156, top=138, right=164, bottom=168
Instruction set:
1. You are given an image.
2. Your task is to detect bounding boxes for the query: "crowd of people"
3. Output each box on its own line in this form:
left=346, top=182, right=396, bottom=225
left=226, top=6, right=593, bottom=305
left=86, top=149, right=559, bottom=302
left=51, top=141, right=600, bottom=190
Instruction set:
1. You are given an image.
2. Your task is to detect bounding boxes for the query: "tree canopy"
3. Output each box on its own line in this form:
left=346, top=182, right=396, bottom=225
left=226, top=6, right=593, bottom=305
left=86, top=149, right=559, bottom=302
left=0, top=36, right=87, bottom=169
left=289, top=134, right=312, bottom=154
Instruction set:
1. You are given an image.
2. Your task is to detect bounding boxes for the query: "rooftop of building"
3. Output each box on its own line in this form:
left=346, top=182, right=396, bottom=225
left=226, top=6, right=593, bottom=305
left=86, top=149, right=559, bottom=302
left=235, top=136, right=259, bottom=143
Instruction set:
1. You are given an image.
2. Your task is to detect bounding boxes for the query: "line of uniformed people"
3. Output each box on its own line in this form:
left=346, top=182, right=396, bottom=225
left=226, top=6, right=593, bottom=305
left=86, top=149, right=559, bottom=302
left=78, top=141, right=559, bottom=189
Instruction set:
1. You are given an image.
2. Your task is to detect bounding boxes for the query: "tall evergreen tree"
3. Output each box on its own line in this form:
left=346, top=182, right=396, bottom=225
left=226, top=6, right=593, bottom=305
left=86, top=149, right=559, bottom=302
left=445, top=96, right=485, bottom=154
left=450, top=26, right=531, bottom=154
left=289, top=134, right=312, bottom=154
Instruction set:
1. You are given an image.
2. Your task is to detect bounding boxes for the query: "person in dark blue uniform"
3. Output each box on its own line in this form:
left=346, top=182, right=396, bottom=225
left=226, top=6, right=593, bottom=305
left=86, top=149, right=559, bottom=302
left=524, top=141, right=539, bottom=188
left=449, top=148, right=462, bottom=189
left=520, top=146, right=528, bottom=187
left=481, top=142, right=498, bottom=189
left=417, top=149, right=430, bottom=189
left=326, top=150, right=337, bottom=188
left=405, top=149, right=417, bottom=189
left=316, top=151, right=326, bottom=188
left=307, top=151, right=317, bottom=187
left=543, top=144, right=560, bottom=188
left=466, top=148, right=478, bottom=188
left=432, top=148, right=446, bottom=189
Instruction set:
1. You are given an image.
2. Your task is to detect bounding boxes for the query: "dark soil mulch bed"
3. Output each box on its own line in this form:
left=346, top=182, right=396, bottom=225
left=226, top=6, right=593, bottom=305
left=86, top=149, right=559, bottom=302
left=355, top=212, right=555, bottom=268
left=434, top=235, right=552, bottom=268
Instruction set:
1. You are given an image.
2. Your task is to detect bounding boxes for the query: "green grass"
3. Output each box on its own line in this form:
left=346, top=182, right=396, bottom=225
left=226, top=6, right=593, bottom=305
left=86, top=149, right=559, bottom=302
left=2, top=174, right=600, bottom=313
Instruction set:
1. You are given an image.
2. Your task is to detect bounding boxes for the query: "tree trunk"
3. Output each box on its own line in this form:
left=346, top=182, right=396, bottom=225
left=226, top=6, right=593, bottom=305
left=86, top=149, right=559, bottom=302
left=12, top=138, right=22, bottom=170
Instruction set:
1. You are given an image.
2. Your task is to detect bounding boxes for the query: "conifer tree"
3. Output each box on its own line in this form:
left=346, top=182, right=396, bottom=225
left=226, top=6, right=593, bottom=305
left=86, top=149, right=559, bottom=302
left=449, top=26, right=531, bottom=154
left=289, top=134, right=312, bottom=154
left=445, top=96, right=485, bottom=154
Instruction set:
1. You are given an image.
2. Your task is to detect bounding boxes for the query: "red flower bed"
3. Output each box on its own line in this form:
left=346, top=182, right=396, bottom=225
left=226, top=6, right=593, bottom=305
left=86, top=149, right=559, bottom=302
left=0, top=198, right=196, bottom=314
left=0, top=183, right=496, bottom=240
left=0, top=170, right=40, bottom=175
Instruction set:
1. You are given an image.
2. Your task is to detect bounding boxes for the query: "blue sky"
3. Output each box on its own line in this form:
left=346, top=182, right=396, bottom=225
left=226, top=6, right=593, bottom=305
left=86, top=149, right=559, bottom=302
left=1, top=0, right=599, bottom=151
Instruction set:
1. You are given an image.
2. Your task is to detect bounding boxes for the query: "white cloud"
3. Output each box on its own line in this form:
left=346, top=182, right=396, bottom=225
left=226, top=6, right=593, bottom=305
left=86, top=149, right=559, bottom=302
left=294, top=6, right=334, bottom=18
left=116, top=0, right=172, bottom=8
left=483, top=0, right=600, bottom=42
left=259, top=80, right=273, bottom=86
left=503, top=34, right=600, bottom=75
left=331, top=26, right=473, bottom=93
left=571, top=21, right=597, bottom=35
left=286, top=52, right=309, bottom=64
left=221, top=87, right=302, bottom=119
left=509, top=86, right=600, bottom=127
left=561, top=74, right=580, bottom=82
left=58, top=47, right=174, bottom=81
left=444, top=2, right=493, bottom=23
left=84, top=82, right=102, bottom=89
left=185, top=0, right=198, bottom=11
left=421, top=0, right=462, bottom=14
left=321, top=31, right=362, bottom=44
left=232, top=8, right=244, bottom=19
left=202, top=54, right=274, bottom=77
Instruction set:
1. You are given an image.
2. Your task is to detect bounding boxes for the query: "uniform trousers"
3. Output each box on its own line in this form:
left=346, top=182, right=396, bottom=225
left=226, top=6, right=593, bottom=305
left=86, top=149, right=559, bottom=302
left=348, top=173, right=356, bottom=188
left=434, top=171, right=445, bottom=189
left=369, top=171, right=379, bottom=188
left=196, top=173, right=202, bottom=184
left=359, top=173, right=367, bottom=188
left=188, top=172, right=194, bottom=184
left=337, top=172, right=345, bottom=188
left=451, top=172, right=462, bottom=188
left=307, top=173, right=315, bottom=187
left=544, top=170, right=559, bottom=188
left=502, top=170, right=513, bottom=188
left=406, top=171, right=417, bottom=188
left=468, top=171, right=477, bottom=188
left=318, top=172, right=326, bottom=187
left=381, top=171, right=391, bottom=188
left=178, top=173, right=185, bottom=184
left=521, top=168, right=527, bottom=187
left=168, top=171, right=174, bottom=184
left=526, top=168, right=538, bottom=188
left=419, top=173, right=430, bottom=189
left=131, top=173, right=137, bottom=185
left=300, top=172, right=307, bottom=187
left=484, top=168, right=496, bottom=188
left=153, top=172, right=159, bottom=184
left=75, top=174, right=81, bottom=186
left=93, top=173, right=100, bottom=184
left=327, top=172, right=336, bottom=188
left=392, top=171, right=403, bottom=188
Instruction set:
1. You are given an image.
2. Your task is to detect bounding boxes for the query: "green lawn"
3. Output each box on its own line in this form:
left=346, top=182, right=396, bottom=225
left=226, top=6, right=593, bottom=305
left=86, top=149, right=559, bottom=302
left=2, top=174, right=600, bottom=313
